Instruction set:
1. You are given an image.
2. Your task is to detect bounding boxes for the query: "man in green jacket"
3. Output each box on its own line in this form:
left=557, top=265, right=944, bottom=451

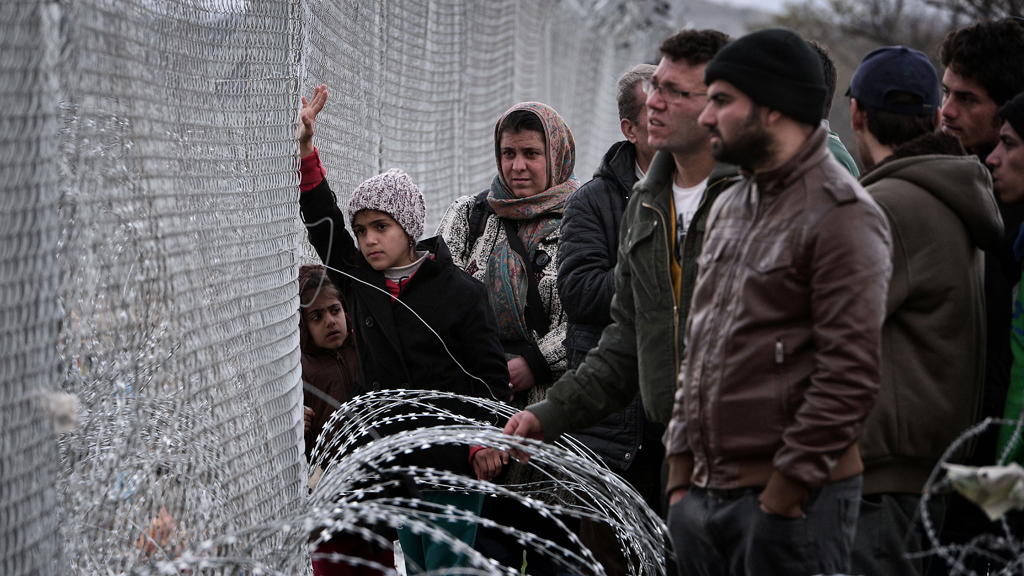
left=504, top=29, right=739, bottom=457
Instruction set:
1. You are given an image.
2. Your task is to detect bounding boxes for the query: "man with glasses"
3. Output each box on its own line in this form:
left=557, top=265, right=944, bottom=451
left=504, top=29, right=738, bottom=504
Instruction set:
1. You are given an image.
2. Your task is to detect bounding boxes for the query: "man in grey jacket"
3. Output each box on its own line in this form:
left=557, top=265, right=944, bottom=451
left=668, top=28, right=892, bottom=575
left=847, top=46, right=1003, bottom=576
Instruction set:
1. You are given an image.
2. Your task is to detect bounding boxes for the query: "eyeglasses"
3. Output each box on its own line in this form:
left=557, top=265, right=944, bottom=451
left=642, top=78, right=707, bottom=103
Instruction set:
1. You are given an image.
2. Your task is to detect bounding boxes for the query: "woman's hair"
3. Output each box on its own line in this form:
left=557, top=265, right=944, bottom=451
left=497, top=109, right=545, bottom=140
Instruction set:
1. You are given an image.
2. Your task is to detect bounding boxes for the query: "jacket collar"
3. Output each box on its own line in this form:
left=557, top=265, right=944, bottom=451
left=409, top=235, right=457, bottom=279
left=752, top=126, right=829, bottom=195
left=637, top=150, right=677, bottom=198
left=601, top=140, right=640, bottom=199
left=636, top=150, right=738, bottom=201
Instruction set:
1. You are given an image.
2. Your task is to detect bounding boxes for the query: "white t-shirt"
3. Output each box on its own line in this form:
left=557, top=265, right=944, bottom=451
left=672, top=176, right=708, bottom=263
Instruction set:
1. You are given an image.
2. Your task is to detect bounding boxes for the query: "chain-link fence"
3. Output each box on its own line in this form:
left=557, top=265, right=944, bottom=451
left=1, top=1, right=672, bottom=574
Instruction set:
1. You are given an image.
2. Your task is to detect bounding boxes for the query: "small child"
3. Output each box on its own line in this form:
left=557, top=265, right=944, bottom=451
left=299, top=266, right=394, bottom=576
left=297, top=85, right=509, bottom=574
left=298, top=264, right=356, bottom=461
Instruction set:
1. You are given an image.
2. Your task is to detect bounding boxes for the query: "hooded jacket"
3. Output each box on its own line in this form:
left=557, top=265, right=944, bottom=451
left=857, top=132, right=1003, bottom=494
left=301, top=322, right=358, bottom=461
left=556, top=140, right=656, bottom=472
left=559, top=140, right=637, bottom=354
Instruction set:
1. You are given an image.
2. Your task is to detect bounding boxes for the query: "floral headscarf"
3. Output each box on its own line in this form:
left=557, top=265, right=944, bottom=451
left=485, top=103, right=578, bottom=342
left=491, top=101, right=576, bottom=204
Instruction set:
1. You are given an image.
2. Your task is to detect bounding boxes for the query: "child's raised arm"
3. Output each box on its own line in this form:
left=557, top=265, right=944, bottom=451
left=298, top=84, right=327, bottom=158
left=297, top=85, right=361, bottom=280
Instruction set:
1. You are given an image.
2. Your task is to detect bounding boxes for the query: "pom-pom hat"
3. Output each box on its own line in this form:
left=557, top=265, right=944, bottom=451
left=347, top=168, right=426, bottom=241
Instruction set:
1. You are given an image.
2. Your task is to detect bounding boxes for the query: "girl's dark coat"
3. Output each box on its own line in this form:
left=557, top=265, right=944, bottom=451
left=300, top=179, right=509, bottom=477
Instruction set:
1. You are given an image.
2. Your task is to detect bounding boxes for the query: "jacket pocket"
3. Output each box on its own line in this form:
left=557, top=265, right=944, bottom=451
left=624, top=221, right=656, bottom=253
left=624, top=222, right=667, bottom=304
left=746, top=239, right=793, bottom=274
left=698, top=235, right=729, bottom=269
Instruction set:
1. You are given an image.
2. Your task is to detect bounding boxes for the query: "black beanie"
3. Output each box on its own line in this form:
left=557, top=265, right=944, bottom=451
left=1000, top=91, right=1024, bottom=139
left=704, top=28, right=826, bottom=126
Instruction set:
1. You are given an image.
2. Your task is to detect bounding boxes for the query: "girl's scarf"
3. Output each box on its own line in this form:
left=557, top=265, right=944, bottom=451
left=485, top=102, right=579, bottom=342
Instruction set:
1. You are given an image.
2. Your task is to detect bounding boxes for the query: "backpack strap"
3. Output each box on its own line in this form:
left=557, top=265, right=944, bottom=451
left=500, top=219, right=551, bottom=337
left=465, top=189, right=493, bottom=256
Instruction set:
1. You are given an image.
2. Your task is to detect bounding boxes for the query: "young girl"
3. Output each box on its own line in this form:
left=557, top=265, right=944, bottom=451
left=299, top=264, right=357, bottom=462
left=299, top=266, right=395, bottom=576
left=297, top=85, right=509, bottom=574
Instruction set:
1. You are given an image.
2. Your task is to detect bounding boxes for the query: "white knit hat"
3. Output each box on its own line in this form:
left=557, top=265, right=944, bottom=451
left=347, top=168, right=426, bottom=241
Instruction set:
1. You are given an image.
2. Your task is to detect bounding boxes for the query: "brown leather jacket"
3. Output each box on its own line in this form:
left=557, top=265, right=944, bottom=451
left=666, top=127, right=892, bottom=513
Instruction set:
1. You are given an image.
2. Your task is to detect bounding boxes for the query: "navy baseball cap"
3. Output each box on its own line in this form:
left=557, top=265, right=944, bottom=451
left=847, top=46, right=940, bottom=115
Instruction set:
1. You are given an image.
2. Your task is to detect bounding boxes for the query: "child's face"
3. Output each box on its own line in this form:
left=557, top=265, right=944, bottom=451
left=305, top=292, right=348, bottom=350
left=352, top=209, right=416, bottom=271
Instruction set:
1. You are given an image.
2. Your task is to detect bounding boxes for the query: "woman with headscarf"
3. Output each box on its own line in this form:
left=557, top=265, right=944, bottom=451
left=436, top=101, right=579, bottom=574
left=438, top=102, right=576, bottom=410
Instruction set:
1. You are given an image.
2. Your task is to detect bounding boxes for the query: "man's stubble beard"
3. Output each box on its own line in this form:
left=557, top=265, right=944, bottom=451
left=710, top=106, right=773, bottom=171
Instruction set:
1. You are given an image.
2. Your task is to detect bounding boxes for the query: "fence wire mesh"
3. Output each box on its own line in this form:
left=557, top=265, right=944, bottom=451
left=2, top=0, right=673, bottom=574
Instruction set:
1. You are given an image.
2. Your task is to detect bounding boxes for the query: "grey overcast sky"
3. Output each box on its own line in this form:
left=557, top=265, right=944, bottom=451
left=714, top=0, right=790, bottom=13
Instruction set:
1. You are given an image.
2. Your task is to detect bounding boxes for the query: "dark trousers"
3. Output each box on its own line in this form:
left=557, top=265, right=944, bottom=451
left=312, top=536, right=395, bottom=576
left=578, top=436, right=665, bottom=575
left=474, top=496, right=582, bottom=575
left=852, top=493, right=947, bottom=576
left=668, top=475, right=861, bottom=576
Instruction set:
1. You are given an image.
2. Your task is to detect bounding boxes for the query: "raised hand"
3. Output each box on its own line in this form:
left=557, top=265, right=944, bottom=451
left=298, top=84, right=328, bottom=158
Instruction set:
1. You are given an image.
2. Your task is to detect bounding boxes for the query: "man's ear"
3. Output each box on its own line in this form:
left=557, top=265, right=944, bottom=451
left=850, top=98, right=866, bottom=132
left=620, top=118, right=638, bottom=144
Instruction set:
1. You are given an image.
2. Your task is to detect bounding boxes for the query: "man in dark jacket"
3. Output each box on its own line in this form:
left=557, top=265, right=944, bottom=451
left=505, top=28, right=738, bottom=471
left=556, top=63, right=663, bottom=575
left=993, top=94, right=1024, bottom=467
left=939, top=18, right=1024, bottom=465
left=847, top=46, right=1003, bottom=576
left=936, top=19, right=1024, bottom=556
left=668, top=28, right=892, bottom=575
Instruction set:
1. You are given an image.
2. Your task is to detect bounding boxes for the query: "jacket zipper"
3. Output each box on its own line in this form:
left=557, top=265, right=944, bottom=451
left=695, top=181, right=762, bottom=483
left=641, top=201, right=679, bottom=379
left=672, top=173, right=734, bottom=371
